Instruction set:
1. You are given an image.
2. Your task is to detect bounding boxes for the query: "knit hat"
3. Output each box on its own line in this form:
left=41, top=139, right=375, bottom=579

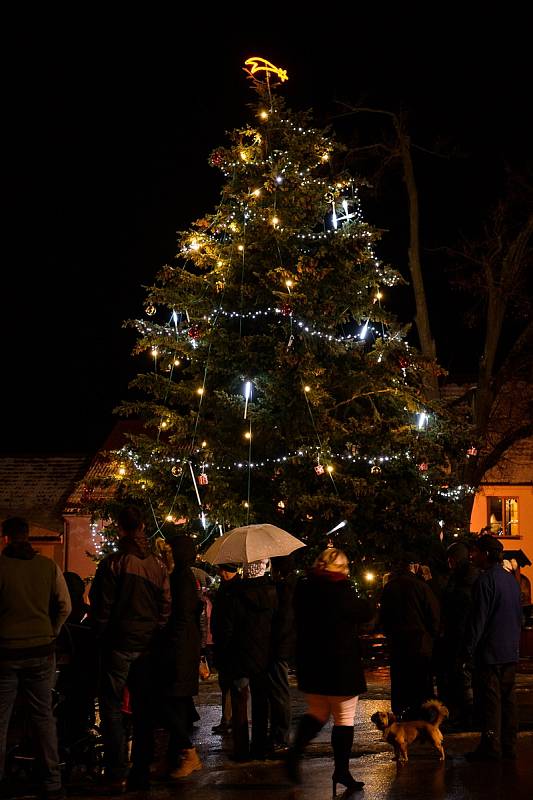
left=243, top=559, right=269, bottom=578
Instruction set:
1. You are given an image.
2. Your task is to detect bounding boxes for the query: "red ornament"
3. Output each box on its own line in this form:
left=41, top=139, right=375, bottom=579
left=418, top=462, right=429, bottom=472
left=198, top=473, right=208, bottom=486
left=467, top=446, right=478, bottom=457
left=314, top=464, right=325, bottom=475
left=280, top=303, right=293, bottom=317
left=188, top=325, right=201, bottom=340
left=398, top=356, right=409, bottom=369
left=210, top=148, right=224, bottom=167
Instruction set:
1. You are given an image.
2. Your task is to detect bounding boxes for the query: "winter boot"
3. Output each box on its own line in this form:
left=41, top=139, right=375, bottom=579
left=168, top=748, right=202, bottom=779
left=331, top=726, right=364, bottom=797
left=285, top=714, right=325, bottom=784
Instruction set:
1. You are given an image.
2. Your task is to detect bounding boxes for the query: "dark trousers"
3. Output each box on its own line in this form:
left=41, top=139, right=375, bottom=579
left=231, top=674, right=269, bottom=759
left=476, top=663, right=517, bottom=756
left=0, top=654, right=61, bottom=792
left=390, top=654, right=434, bottom=719
left=268, top=659, right=291, bottom=746
left=434, top=642, right=474, bottom=728
left=159, top=697, right=193, bottom=764
left=99, top=649, right=154, bottom=780
left=216, top=671, right=232, bottom=725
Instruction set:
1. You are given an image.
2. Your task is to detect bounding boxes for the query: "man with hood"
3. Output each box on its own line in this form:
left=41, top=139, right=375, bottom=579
left=437, top=541, right=479, bottom=729
left=89, top=506, right=170, bottom=791
left=216, top=559, right=277, bottom=762
left=0, top=516, right=71, bottom=800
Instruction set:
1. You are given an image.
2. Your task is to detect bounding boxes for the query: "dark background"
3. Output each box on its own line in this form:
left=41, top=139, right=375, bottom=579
left=2, top=11, right=530, bottom=453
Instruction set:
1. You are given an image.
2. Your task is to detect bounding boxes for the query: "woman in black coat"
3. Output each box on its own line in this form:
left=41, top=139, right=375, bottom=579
left=154, top=536, right=204, bottom=779
left=287, top=548, right=372, bottom=797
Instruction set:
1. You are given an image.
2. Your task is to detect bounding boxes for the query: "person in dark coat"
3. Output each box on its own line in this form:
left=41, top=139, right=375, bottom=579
left=210, top=564, right=241, bottom=734
left=215, top=559, right=277, bottom=762
left=378, top=552, right=440, bottom=720
left=55, top=572, right=97, bottom=748
left=154, top=535, right=204, bottom=779
left=268, top=554, right=297, bottom=753
left=464, top=534, right=522, bottom=761
left=287, top=548, right=372, bottom=797
left=89, top=506, right=171, bottom=792
left=437, top=542, right=479, bottom=729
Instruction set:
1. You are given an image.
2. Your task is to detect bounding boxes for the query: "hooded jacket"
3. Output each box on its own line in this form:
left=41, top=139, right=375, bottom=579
left=0, top=542, right=71, bottom=659
left=89, top=533, right=171, bottom=652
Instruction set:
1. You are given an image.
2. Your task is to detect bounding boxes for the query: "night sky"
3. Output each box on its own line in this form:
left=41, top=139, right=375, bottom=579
left=3, top=12, right=530, bottom=454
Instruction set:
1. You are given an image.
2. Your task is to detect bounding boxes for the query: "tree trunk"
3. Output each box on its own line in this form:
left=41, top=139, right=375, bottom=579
left=394, top=116, right=439, bottom=399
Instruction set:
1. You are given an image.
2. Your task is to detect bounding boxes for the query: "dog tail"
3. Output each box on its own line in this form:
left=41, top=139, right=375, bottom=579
left=421, top=699, right=449, bottom=726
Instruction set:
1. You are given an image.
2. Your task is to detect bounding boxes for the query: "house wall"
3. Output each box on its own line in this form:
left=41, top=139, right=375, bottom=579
left=1, top=523, right=64, bottom=568
left=471, top=484, right=533, bottom=584
left=63, top=514, right=98, bottom=581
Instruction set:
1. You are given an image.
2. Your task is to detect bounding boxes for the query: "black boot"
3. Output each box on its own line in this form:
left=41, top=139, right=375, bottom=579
left=285, top=714, right=324, bottom=784
left=331, top=726, right=364, bottom=797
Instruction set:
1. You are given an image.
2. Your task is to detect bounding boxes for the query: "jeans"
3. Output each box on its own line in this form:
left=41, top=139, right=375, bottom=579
left=268, top=659, right=291, bottom=745
left=0, top=654, right=62, bottom=792
left=99, top=649, right=154, bottom=780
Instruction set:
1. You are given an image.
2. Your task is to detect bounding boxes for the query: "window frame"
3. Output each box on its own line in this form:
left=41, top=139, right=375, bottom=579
left=486, top=495, right=520, bottom=538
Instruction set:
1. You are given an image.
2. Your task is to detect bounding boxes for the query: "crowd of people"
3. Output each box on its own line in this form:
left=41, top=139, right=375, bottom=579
left=0, top=509, right=528, bottom=798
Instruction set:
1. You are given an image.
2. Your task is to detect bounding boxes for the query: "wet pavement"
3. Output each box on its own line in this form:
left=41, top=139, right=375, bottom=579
left=6, top=665, right=533, bottom=799
left=61, top=664, right=533, bottom=800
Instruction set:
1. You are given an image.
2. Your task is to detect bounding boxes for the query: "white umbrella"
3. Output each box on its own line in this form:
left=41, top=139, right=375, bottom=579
left=202, top=523, right=305, bottom=565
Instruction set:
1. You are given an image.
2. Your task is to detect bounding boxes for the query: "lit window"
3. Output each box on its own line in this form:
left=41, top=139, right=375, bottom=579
left=487, top=496, right=519, bottom=537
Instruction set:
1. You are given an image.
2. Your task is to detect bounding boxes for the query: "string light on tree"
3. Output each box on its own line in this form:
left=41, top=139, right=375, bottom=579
left=110, top=56, right=466, bottom=568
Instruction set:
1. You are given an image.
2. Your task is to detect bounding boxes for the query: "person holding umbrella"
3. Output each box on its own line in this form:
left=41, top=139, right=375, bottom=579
left=203, top=524, right=305, bottom=761
left=287, top=548, right=373, bottom=797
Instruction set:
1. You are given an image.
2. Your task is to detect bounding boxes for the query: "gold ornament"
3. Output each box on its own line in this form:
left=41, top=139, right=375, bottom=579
left=145, top=304, right=156, bottom=316
left=171, top=464, right=183, bottom=477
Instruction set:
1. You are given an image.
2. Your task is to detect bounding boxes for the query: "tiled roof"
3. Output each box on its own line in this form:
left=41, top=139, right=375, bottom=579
left=482, top=435, right=533, bottom=484
left=65, top=420, right=147, bottom=511
left=441, top=382, right=533, bottom=484
left=0, top=455, right=91, bottom=532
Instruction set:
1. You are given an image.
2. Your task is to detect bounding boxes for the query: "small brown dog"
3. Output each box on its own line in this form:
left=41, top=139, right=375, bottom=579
left=371, top=699, right=449, bottom=763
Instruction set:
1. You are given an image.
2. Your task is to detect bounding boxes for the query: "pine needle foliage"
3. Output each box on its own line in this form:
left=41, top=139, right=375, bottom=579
left=110, top=80, right=468, bottom=567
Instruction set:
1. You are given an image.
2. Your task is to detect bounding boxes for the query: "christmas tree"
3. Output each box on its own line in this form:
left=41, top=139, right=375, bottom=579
left=109, top=61, right=468, bottom=570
